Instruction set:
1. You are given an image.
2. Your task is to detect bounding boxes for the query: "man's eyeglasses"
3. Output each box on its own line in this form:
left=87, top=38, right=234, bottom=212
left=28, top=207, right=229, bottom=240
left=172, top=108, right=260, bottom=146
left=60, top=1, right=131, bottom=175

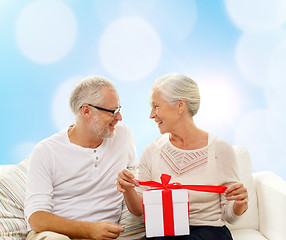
left=83, top=104, right=121, bottom=116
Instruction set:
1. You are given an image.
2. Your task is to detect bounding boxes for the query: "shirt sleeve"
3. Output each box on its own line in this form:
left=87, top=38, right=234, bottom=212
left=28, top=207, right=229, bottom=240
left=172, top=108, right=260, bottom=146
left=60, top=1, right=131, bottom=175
left=215, top=140, right=240, bottom=223
left=138, top=143, right=153, bottom=182
left=124, top=125, right=138, bottom=168
left=24, top=143, right=54, bottom=222
left=136, top=143, right=155, bottom=195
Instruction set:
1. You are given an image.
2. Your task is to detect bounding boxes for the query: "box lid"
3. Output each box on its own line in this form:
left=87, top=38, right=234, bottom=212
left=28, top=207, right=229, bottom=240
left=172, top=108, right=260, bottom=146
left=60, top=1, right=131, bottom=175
left=143, top=189, right=188, bottom=205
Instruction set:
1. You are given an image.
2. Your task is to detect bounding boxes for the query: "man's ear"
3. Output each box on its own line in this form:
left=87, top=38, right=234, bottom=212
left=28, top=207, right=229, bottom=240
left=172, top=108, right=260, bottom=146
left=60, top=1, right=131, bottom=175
left=81, top=104, right=91, bottom=119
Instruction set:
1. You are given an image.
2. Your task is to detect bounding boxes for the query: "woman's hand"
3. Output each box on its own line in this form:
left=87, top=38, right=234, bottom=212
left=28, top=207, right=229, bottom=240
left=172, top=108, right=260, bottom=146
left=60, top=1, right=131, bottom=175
left=225, top=183, right=248, bottom=216
left=117, top=169, right=143, bottom=216
left=117, top=169, right=140, bottom=193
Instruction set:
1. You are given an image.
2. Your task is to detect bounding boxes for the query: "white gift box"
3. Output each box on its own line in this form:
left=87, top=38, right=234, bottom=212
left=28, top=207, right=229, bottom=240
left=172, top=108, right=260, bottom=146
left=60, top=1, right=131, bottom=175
left=143, top=189, right=190, bottom=238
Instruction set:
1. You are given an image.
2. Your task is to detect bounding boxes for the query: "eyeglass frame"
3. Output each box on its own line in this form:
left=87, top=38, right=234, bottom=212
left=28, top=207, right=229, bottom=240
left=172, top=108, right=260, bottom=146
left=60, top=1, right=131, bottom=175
left=81, top=103, right=121, bottom=116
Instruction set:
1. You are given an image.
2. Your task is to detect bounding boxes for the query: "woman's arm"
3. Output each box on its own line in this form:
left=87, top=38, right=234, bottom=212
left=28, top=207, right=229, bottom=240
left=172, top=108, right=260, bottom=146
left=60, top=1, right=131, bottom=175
left=225, top=182, right=248, bottom=216
left=117, top=169, right=143, bottom=216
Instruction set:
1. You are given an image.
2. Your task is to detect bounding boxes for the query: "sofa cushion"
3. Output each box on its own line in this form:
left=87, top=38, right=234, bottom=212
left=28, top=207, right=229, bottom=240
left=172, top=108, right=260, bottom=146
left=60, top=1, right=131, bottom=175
left=254, top=171, right=286, bottom=240
left=231, top=229, right=267, bottom=240
left=0, top=159, right=28, bottom=239
left=227, top=146, right=259, bottom=231
left=118, top=201, right=145, bottom=240
left=118, top=166, right=146, bottom=239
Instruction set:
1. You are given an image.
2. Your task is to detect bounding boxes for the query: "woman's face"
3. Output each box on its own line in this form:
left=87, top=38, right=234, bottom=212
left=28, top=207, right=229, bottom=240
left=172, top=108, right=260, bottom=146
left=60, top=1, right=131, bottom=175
left=150, top=90, right=179, bottom=134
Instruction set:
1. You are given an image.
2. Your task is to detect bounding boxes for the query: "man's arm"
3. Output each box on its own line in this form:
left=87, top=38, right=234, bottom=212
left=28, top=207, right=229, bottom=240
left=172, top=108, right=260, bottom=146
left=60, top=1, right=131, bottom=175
left=29, top=211, right=124, bottom=240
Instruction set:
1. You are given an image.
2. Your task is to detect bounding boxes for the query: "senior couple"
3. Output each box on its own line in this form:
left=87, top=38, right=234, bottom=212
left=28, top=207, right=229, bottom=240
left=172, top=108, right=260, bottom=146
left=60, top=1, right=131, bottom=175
left=25, top=74, right=248, bottom=240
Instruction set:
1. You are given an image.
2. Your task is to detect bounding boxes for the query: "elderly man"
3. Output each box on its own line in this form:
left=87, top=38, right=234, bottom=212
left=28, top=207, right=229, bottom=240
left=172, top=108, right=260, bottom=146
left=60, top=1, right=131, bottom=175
left=25, top=76, right=138, bottom=240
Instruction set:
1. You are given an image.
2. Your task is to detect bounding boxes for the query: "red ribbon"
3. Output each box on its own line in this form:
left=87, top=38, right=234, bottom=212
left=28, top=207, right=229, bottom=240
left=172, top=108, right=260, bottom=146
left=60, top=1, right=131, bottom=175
left=140, top=174, right=227, bottom=236
left=139, top=174, right=227, bottom=193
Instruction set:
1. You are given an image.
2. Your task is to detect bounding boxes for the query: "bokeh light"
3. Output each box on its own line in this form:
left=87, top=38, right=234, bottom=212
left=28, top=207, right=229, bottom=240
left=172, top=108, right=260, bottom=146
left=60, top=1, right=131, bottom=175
left=235, top=30, right=286, bottom=87
left=196, top=76, right=241, bottom=130
left=99, top=16, right=162, bottom=82
left=0, top=0, right=285, bottom=181
left=51, top=77, right=81, bottom=130
left=225, top=0, right=286, bottom=32
left=15, top=0, right=77, bottom=64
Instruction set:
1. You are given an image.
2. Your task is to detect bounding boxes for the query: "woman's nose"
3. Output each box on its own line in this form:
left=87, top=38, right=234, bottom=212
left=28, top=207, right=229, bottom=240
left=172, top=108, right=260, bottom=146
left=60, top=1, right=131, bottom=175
left=149, top=109, right=156, bottom=119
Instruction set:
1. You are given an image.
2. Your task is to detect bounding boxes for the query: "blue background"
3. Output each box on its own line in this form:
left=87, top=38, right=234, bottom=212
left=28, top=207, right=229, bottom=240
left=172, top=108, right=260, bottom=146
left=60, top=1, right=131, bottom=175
left=1, top=0, right=286, bottom=180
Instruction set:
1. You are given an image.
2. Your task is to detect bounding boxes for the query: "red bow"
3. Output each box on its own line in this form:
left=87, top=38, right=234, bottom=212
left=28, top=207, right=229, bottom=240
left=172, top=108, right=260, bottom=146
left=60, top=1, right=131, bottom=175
left=139, top=174, right=227, bottom=193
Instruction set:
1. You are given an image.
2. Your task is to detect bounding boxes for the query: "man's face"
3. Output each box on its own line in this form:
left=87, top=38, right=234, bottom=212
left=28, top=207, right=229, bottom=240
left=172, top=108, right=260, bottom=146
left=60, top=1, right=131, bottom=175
left=89, top=87, right=122, bottom=139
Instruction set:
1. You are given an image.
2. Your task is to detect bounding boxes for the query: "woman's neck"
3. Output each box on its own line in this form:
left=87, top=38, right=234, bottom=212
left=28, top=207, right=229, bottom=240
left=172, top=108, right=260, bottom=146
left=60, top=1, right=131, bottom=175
left=169, top=121, right=208, bottom=150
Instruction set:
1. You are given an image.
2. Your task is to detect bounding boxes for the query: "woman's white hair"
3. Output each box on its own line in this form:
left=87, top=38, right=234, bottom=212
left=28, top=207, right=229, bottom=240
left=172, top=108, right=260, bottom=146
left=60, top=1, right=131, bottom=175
left=151, top=73, right=200, bottom=116
left=69, top=76, right=116, bottom=117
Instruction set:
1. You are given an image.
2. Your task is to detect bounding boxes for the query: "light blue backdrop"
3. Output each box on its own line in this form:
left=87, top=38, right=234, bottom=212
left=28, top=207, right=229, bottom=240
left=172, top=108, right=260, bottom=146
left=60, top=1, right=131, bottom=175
left=1, top=0, right=286, bottom=181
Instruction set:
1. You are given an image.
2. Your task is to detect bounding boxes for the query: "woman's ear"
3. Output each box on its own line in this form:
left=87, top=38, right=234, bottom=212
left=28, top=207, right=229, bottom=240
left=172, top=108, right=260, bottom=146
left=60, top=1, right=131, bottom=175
left=177, top=99, right=186, bottom=114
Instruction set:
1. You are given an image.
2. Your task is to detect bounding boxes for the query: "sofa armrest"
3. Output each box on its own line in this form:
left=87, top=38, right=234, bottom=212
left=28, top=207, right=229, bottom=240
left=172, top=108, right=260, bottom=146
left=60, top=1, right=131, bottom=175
left=0, top=165, right=13, bottom=175
left=253, top=171, right=286, bottom=240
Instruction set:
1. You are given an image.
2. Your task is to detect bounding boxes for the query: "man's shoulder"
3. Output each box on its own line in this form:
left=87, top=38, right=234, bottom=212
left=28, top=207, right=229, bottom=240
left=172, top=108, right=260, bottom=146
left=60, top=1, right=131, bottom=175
left=114, top=122, right=132, bottom=136
left=115, top=122, right=129, bottom=130
left=35, top=129, right=67, bottom=149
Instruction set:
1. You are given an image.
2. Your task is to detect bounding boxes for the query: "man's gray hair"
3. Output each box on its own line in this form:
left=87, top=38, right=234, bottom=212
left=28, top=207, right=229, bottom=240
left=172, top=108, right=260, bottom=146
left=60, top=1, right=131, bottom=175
left=70, top=76, right=116, bottom=116
left=151, top=73, right=200, bottom=116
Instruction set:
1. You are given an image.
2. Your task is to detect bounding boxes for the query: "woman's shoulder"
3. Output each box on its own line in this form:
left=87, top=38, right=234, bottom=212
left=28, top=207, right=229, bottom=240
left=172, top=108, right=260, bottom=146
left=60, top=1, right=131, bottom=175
left=143, top=134, right=169, bottom=152
left=151, top=134, right=169, bottom=147
left=209, top=133, right=232, bottom=149
left=209, top=133, right=236, bottom=162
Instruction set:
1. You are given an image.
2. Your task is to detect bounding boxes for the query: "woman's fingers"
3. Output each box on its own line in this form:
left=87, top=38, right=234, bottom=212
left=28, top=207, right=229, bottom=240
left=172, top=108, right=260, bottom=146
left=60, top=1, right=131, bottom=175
left=117, top=169, right=140, bottom=192
left=225, top=183, right=248, bottom=201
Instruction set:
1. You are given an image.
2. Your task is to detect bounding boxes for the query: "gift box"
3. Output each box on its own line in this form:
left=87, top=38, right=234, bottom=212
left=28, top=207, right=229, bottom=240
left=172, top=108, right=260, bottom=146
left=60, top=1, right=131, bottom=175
left=143, top=188, right=190, bottom=237
left=139, top=174, right=228, bottom=238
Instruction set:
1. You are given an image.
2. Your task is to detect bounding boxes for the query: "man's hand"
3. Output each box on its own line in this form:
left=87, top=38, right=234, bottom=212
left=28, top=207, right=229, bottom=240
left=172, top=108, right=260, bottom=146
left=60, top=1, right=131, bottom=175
left=29, top=211, right=124, bottom=240
left=89, top=222, right=125, bottom=240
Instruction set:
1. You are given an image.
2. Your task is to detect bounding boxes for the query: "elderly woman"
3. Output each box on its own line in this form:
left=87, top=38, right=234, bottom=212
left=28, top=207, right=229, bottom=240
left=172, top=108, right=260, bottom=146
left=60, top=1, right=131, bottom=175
left=117, top=73, right=248, bottom=240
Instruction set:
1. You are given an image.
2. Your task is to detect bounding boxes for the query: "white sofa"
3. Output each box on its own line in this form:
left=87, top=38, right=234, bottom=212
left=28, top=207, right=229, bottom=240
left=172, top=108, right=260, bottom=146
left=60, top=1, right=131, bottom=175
left=227, top=146, right=286, bottom=240
left=0, top=146, right=285, bottom=239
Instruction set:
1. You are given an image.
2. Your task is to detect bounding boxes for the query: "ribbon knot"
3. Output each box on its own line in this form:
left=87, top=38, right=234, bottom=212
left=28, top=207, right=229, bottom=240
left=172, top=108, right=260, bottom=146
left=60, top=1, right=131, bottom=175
left=161, top=174, right=171, bottom=188
left=169, top=182, right=182, bottom=189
